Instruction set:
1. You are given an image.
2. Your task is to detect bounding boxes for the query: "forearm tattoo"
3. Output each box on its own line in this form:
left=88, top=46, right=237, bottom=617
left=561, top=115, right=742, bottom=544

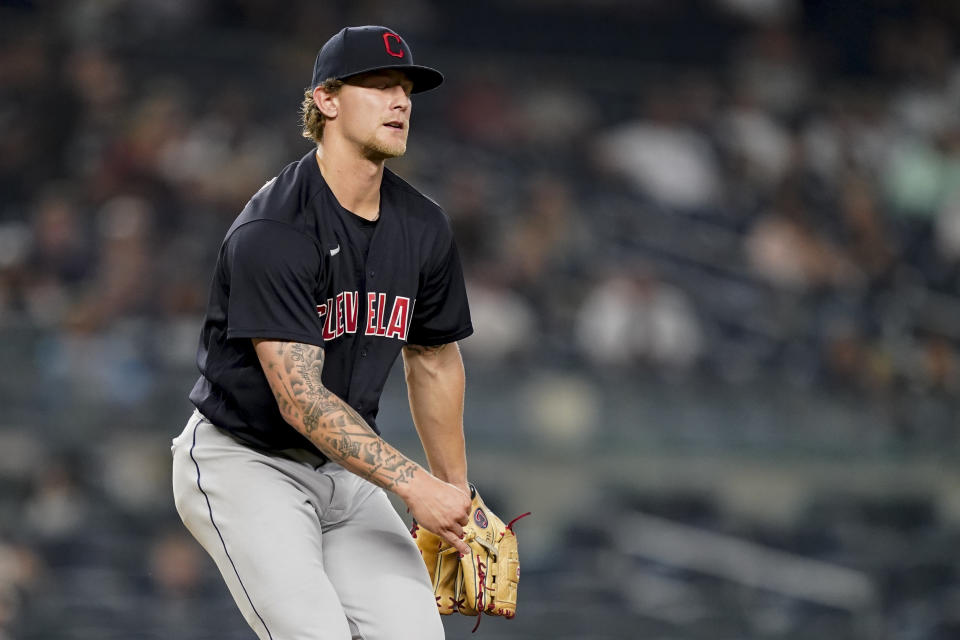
left=262, top=341, right=420, bottom=492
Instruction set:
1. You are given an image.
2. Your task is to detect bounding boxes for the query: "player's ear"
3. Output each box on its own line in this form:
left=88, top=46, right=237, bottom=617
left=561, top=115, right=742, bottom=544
left=314, top=86, right=339, bottom=119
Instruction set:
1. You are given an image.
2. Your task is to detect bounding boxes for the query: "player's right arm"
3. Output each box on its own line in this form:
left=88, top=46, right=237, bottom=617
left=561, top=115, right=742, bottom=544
left=253, top=338, right=470, bottom=552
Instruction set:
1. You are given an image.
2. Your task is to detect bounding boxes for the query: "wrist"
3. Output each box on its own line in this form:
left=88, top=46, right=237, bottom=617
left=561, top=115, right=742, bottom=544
left=445, top=479, right=469, bottom=497
left=394, top=464, right=426, bottom=502
left=434, top=472, right=468, bottom=493
left=430, top=464, right=467, bottom=487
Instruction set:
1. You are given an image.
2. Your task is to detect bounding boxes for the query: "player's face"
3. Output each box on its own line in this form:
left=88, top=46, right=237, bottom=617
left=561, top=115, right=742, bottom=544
left=338, top=70, right=414, bottom=160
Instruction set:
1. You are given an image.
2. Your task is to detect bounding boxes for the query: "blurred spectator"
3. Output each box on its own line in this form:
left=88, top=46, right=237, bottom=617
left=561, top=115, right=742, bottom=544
left=521, top=372, right=600, bottom=451
left=837, top=173, right=897, bottom=284
left=141, top=529, right=227, bottom=640
left=27, top=188, right=91, bottom=287
left=515, top=84, right=596, bottom=149
left=157, top=84, right=287, bottom=208
left=882, top=130, right=960, bottom=220
left=729, top=25, right=811, bottom=119
left=822, top=326, right=895, bottom=393
left=0, top=539, right=42, bottom=640
left=594, top=88, right=721, bottom=209
left=66, top=47, right=128, bottom=124
left=575, top=268, right=702, bottom=371
left=96, top=432, right=172, bottom=515
left=148, top=530, right=205, bottom=600
left=460, top=277, right=536, bottom=365
left=915, top=334, right=960, bottom=393
left=23, top=187, right=93, bottom=327
left=715, top=97, right=793, bottom=194
left=745, top=184, right=862, bottom=291
left=24, top=460, right=88, bottom=543
left=506, top=175, right=589, bottom=288
left=34, top=196, right=157, bottom=407
left=70, top=195, right=154, bottom=328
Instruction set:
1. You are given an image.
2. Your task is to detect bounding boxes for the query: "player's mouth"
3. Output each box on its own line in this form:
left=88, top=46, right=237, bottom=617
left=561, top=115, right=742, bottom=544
left=383, top=120, right=406, bottom=130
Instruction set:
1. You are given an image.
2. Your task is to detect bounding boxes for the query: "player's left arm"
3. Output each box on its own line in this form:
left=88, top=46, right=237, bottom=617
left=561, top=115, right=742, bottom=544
left=402, top=341, right=469, bottom=497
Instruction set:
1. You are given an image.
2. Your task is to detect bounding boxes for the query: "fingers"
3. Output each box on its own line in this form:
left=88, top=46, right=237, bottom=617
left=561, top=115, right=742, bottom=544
left=449, top=489, right=470, bottom=537
left=443, top=530, right=470, bottom=556
left=407, top=475, right=471, bottom=547
left=451, top=483, right=471, bottom=526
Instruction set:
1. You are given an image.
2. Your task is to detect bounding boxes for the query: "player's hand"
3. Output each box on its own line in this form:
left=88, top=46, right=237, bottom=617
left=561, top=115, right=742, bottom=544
left=403, top=472, right=471, bottom=555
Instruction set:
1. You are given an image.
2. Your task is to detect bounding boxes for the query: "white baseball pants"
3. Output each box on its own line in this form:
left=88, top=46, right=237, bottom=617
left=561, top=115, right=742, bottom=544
left=171, top=410, right=444, bottom=640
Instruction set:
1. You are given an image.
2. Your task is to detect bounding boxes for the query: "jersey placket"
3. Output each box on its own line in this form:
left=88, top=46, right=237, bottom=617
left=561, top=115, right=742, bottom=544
left=348, top=202, right=411, bottom=417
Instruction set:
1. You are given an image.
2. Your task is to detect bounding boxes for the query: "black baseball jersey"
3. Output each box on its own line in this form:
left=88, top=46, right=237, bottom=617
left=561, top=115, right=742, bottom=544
left=189, top=149, right=473, bottom=452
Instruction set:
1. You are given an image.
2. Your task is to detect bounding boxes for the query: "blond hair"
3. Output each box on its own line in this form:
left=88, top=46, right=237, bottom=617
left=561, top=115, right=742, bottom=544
left=300, top=78, right=344, bottom=144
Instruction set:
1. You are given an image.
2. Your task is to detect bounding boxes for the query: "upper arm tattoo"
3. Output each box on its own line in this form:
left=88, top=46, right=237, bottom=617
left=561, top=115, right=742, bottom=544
left=257, top=340, right=420, bottom=492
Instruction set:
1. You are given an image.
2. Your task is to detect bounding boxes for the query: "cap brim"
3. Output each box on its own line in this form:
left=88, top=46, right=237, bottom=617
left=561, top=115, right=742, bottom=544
left=340, top=64, right=444, bottom=94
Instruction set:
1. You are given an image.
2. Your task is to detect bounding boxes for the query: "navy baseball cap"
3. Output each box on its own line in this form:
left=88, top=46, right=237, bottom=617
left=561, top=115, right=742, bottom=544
left=311, top=26, right=443, bottom=94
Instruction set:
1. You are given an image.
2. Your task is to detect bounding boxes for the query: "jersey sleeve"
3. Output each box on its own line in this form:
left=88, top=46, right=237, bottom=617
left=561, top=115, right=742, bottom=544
left=223, top=220, right=326, bottom=345
left=406, top=219, right=473, bottom=346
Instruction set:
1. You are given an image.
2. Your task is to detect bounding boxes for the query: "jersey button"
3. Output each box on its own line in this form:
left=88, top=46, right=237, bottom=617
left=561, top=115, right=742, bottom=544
left=369, top=270, right=375, bottom=278
left=360, top=349, right=368, bottom=358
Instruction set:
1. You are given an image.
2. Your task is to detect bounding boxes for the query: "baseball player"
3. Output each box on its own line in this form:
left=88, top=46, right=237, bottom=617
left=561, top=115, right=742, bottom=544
left=171, top=26, right=474, bottom=640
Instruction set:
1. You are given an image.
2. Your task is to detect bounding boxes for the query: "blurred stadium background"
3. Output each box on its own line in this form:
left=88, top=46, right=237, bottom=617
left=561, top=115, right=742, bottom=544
left=2, top=0, right=960, bottom=638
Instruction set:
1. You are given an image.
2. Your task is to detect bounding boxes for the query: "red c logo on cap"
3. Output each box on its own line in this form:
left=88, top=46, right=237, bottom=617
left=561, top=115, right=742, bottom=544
left=383, top=33, right=405, bottom=58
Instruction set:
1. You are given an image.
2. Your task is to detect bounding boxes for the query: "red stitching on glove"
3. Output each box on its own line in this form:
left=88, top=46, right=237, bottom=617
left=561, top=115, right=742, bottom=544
left=505, top=512, right=531, bottom=532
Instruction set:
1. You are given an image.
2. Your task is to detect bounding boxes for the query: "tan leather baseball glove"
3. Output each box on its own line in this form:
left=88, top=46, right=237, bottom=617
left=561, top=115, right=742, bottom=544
left=412, top=486, right=530, bottom=631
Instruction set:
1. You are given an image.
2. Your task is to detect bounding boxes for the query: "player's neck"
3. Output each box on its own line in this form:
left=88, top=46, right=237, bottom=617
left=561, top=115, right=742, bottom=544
left=315, top=142, right=384, bottom=221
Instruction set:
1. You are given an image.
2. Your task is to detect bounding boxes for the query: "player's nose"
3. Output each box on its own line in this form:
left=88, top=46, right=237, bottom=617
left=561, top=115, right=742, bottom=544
left=388, top=86, right=411, bottom=110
